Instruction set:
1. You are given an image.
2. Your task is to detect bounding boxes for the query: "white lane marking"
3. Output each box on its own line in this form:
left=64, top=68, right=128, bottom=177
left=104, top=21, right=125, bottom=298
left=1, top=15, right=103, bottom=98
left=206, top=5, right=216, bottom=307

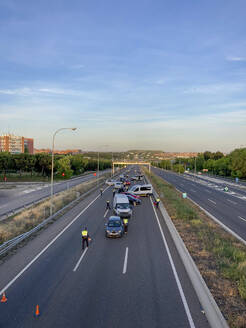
left=150, top=199, right=195, bottom=328
left=208, top=199, right=216, bottom=205
left=180, top=183, right=184, bottom=186
left=227, top=199, right=237, bottom=205
left=190, top=189, right=196, bottom=193
left=238, top=216, right=246, bottom=222
left=73, top=248, right=88, bottom=272
left=122, top=247, right=129, bottom=274
left=0, top=185, right=110, bottom=295
left=104, top=209, right=109, bottom=218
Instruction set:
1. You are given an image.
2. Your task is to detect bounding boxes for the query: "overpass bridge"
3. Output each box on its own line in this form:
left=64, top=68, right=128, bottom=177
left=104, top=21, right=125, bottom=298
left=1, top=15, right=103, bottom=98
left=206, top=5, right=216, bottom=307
left=112, top=162, right=151, bottom=175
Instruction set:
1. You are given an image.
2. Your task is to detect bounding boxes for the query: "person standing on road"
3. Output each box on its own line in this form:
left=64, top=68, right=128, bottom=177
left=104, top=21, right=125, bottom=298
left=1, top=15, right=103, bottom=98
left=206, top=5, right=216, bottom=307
left=106, top=200, right=111, bottom=210
left=81, top=227, right=90, bottom=250
left=123, top=218, right=128, bottom=234
left=113, top=188, right=116, bottom=197
left=100, top=188, right=103, bottom=196
left=156, top=198, right=160, bottom=208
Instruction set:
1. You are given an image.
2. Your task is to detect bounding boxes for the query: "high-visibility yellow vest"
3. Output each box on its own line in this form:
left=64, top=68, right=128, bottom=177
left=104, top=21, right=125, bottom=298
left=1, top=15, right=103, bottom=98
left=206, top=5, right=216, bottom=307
left=82, top=230, right=88, bottom=237
left=123, top=219, right=128, bottom=224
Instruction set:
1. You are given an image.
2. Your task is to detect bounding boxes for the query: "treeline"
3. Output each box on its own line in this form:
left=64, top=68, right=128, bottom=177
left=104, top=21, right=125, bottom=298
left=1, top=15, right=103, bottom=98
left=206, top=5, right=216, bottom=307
left=152, top=148, right=246, bottom=179
left=0, top=153, right=112, bottom=179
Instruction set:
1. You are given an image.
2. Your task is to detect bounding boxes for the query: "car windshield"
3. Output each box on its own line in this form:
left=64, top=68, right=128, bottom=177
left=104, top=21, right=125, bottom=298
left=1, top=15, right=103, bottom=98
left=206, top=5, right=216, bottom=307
left=117, top=203, right=129, bottom=209
left=108, top=221, right=121, bottom=227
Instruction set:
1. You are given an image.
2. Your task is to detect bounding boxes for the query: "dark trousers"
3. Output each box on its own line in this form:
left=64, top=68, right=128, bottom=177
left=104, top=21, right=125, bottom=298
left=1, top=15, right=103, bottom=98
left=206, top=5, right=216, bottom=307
left=82, top=237, right=89, bottom=250
left=124, top=224, right=128, bottom=233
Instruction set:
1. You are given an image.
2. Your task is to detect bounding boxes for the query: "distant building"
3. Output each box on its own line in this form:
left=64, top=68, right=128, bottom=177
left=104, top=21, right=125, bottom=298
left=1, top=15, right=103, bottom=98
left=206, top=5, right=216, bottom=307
left=0, top=134, right=34, bottom=154
left=23, top=138, right=34, bottom=154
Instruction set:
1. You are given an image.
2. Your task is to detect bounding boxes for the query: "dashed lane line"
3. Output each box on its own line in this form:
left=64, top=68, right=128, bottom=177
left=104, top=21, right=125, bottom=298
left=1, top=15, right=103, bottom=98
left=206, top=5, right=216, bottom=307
left=73, top=248, right=88, bottom=272
left=208, top=199, right=216, bottom=205
left=238, top=216, right=246, bottom=223
left=104, top=209, right=109, bottom=218
left=122, top=247, right=129, bottom=274
left=227, top=199, right=237, bottom=205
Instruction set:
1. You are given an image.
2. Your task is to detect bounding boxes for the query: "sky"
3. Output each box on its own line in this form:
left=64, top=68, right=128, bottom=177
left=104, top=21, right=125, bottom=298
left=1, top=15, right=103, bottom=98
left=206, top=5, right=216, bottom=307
left=0, top=0, right=246, bottom=153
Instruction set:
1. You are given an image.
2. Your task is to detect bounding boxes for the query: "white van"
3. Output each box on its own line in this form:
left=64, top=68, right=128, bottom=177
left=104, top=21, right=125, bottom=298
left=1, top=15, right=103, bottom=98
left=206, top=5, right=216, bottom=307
left=113, top=194, right=132, bottom=218
left=129, top=184, right=153, bottom=196
left=114, top=181, right=123, bottom=189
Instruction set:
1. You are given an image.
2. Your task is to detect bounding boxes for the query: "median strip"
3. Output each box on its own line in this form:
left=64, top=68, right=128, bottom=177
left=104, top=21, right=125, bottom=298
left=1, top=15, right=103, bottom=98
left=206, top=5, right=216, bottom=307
left=144, top=169, right=246, bottom=327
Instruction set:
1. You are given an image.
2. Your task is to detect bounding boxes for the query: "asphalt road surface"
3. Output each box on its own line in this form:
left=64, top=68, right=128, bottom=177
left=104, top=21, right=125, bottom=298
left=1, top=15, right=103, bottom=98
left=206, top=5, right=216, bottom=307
left=152, top=167, right=246, bottom=242
left=0, top=174, right=210, bottom=328
left=0, top=171, right=109, bottom=218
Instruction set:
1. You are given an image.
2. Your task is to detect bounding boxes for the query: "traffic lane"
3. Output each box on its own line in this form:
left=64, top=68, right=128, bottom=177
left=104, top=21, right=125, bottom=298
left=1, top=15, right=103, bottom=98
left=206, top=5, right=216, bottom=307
left=0, top=174, right=95, bottom=216
left=121, top=196, right=194, bottom=328
left=37, top=191, right=196, bottom=327
left=154, top=168, right=246, bottom=240
left=127, top=196, right=209, bottom=328
left=153, top=168, right=246, bottom=216
left=155, top=168, right=246, bottom=200
left=183, top=188, right=246, bottom=241
left=0, top=185, right=114, bottom=327
left=0, top=184, right=108, bottom=292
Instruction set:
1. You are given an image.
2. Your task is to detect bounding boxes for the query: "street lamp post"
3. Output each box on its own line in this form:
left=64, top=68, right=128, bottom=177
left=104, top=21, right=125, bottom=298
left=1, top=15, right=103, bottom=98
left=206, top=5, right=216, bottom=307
left=97, top=145, right=109, bottom=187
left=50, top=127, right=77, bottom=216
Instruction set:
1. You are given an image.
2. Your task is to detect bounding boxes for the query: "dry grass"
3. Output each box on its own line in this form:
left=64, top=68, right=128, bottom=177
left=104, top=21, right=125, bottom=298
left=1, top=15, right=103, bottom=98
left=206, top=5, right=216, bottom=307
left=0, top=174, right=109, bottom=244
left=145, top=169, right=246, bottom=328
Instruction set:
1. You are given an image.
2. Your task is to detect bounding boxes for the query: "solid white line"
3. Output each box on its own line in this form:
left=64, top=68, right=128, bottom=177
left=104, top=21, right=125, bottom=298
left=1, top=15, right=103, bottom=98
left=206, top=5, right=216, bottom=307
left=122, top=247, right=129, bottom=274
left=227, top=199, right=237, bottom=205
left=0, top=185, right=110, bottom=295
left=150, top=199, right=195, bottom=328
left=238, top=216, right=246, bottom=222
left=73, top=248, right=88, bottom=272
left=208, top=199, right=216, bottom=205
left=104, top=209, right=109, bottom=218
left=190, top=189, right=196, bottom=193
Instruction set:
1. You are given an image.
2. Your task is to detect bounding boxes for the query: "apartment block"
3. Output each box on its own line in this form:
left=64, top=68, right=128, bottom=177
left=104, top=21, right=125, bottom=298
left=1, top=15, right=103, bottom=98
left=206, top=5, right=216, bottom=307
left=0, top=134, right=34, bottom=154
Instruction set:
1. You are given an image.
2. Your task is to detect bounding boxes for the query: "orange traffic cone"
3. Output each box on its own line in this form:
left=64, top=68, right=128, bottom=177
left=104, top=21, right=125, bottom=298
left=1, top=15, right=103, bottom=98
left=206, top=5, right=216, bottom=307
left=1, top=292, right=7, bottom=303
left=35, top=305, right=40, bottom=316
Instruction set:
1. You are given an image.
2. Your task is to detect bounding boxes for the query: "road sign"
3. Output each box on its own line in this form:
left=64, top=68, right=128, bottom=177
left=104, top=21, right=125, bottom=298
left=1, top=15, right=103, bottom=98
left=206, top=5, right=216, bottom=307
left=182, top=193, right=187, bottom=199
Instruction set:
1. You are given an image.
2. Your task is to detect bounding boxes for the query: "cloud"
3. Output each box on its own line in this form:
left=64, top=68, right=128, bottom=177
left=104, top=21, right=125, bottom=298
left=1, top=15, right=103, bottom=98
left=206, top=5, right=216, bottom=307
left=226, top=57, right=246, bottom=62
left=183, top=83, right=245, bottom=95
left=0, top=88, right=33, bottom=96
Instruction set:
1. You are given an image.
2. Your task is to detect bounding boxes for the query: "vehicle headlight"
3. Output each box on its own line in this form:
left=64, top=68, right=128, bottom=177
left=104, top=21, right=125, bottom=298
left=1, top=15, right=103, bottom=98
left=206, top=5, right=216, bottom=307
left=106, top=230, right=111, bottom=233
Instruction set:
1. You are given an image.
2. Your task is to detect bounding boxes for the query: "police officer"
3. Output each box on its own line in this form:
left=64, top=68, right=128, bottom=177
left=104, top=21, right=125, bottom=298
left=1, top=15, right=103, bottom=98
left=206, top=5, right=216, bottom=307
left=123, top=218, right=128, bottom=233
left=156, top=198, right=160, bottom=208
left=81, top=227, right=90, bottom=250
left=106, top=200, right=111, bottom=210
left=100, top=188, right=103, bottom=196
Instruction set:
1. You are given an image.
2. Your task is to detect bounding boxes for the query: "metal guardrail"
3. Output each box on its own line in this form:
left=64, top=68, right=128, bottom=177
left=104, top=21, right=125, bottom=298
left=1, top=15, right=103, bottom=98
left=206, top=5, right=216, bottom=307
left=0, top=170, right=121, bottom=257
left=145, top=174, right=229, bottom=328
left=0, top=179, right=106, bottom=257
left=0, top=173, right=97, bottom=222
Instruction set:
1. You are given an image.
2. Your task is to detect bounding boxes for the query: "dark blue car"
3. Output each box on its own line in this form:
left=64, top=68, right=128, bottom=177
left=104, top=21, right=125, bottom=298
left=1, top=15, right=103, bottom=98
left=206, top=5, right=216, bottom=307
left=125, top=193, right=142, bottom=205
left=105, top=216, right=124, bottom=238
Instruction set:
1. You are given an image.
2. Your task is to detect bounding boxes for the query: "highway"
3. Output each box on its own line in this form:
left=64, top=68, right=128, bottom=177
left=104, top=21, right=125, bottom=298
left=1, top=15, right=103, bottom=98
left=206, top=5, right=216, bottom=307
left=0, top=170, right=109, bottom=218
left=0, top=173, right=209, bottom=328
left=152, top=167, right=246, bottom=242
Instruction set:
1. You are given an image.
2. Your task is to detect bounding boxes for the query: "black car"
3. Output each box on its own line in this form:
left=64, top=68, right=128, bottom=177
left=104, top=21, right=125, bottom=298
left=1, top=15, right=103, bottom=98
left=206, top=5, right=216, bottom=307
left=105, top=216, right=124, bottom=238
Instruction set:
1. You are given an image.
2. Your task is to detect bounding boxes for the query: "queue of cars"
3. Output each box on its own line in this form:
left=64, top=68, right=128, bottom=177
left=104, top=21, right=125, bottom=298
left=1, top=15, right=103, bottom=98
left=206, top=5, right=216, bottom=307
left=105, top=171, right=153, bottom=238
